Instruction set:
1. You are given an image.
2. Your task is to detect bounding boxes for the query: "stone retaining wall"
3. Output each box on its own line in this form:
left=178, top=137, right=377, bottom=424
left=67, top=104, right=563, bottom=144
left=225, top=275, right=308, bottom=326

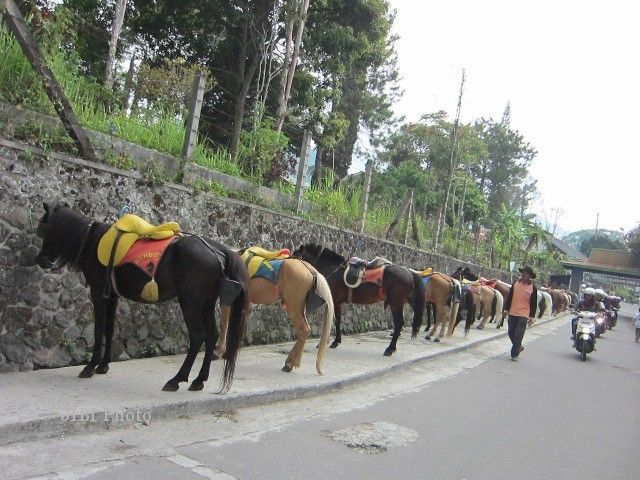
left=0, top=138, right=509, bottom=372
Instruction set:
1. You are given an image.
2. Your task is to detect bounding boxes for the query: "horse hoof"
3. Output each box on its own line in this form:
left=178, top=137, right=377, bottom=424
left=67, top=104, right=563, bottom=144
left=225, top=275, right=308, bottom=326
left=162, top=381, right=179, bottom=392
left=78, top=367, right=94, bottom=378
left=383, top=348, right=395, bottom=356
left=433, top=338, right=441, bottom=343
left=425, top=335, right=431, bottom=341
left=282, top=365, right=293, bottom=372
left=477, top=326, right=484, bottom=330
left=329, top=340, right=341, bottom=349
left=95, top=364, right=109, bottom=374
left=212, top=352, right=221, bottom=361
left=188, top=380, right=204, bottom=391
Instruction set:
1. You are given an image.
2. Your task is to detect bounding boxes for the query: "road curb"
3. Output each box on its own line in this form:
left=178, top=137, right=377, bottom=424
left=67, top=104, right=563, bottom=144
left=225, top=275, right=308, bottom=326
left=0, top=314, right=569, bottom=446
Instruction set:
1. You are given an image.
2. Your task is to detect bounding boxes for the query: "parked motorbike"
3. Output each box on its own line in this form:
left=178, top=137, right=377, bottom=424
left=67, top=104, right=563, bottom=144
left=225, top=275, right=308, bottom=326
left=574, top=312, right=597, bottom=361
left=608, top=308, right=618, bottom=328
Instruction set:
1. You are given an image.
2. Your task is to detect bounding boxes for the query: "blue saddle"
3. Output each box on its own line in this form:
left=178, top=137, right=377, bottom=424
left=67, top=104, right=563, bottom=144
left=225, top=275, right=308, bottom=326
left=421, top=276, right=431, bottom=288
left=253, top=259, right=284, bottom=283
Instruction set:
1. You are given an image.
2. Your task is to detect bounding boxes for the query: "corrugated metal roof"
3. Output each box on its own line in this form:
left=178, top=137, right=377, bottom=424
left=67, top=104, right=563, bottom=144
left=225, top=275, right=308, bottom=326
left=550, top=237, right=588, bottom=260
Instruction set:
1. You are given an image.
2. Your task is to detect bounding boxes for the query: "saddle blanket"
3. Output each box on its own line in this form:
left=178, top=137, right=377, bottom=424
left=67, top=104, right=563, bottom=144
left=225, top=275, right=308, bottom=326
left=253, top=259, right=285, bottom=283
left=362, top=266, right=385, bottom=287
left=119, top=236, right=176, bottom=277
left=462, top=279, right=482, bottom=296
left=241, top=246, right=290, bottom=278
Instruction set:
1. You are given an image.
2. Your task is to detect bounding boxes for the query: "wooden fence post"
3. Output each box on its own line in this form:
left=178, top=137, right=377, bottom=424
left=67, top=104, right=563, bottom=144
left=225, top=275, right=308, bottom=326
left=294, top=129, right=311, bottom=213
left=357, top=159, right=373, bottom=233
left=181, top=71, right=206, bottom=160
left=3, top=0, right=97, bottom=162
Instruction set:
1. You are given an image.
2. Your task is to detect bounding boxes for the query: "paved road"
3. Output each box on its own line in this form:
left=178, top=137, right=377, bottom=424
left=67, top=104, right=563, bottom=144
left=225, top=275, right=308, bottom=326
left=174, top=310, right=640, bottom=480
left=6, top=310, right=639, bottom=480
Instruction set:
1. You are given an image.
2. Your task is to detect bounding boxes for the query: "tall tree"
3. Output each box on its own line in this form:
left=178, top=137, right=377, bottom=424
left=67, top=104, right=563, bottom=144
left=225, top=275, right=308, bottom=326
left=103, top=0, right=127, bottom=89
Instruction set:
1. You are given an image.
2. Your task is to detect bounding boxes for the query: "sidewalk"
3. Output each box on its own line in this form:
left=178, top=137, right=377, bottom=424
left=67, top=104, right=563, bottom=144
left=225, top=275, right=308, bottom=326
left=0, top=314, right=568, bottom=446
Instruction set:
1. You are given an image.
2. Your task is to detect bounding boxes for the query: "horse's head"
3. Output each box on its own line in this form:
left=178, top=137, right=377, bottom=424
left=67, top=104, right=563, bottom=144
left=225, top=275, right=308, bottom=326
left=462, top=267, right=479, bottom=281
left=450, top=266, right=464, bottom=280
left=36, top=201, right=75, bottom=270
left=293, top=243, right=344, bottom=271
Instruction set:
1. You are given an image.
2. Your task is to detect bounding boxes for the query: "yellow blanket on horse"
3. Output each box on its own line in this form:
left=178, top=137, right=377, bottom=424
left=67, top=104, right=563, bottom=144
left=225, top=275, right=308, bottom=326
left=97, top=214, right=181, bottom=267
left=240, top=246, right=291, bottom=278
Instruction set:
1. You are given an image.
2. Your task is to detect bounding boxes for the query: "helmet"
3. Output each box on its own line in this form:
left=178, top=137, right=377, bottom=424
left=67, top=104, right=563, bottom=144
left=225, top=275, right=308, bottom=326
left=583, top=287, right=596, bottom=297
left=594, top=289, right=606, bottom=300
left=580, top=284, right=587, bottom=289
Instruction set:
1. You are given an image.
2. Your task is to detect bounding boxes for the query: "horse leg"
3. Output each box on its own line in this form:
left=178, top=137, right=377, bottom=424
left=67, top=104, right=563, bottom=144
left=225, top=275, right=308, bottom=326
left=189, top=300, right=218, bottom=391
left=213, top=305, right=231, bottom=361
left=96, top=297, right=118, bottom=374
left=426, top=305, right=438, bottom=340
left=79, top=295, right=107, bottom=378
left=330, top=305, right=343, bottom=349
left=163, top=305, right=205, bottom=392
left=283, top=308, right=311, bottom=372
left=384, top=304, right=404, bottom=356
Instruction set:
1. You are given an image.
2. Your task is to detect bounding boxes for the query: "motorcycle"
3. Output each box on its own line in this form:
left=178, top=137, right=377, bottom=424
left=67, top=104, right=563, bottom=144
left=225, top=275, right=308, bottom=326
left=609, top=308, right=618, bottom=328
left=594, top=313, right=607, bottom=337
left=574, top=312, right=597, bottom=361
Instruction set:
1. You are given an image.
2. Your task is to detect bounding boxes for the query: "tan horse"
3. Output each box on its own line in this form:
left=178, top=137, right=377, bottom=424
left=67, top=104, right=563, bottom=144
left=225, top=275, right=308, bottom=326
left=477, top=286, right=504, bottom=330
left=412, top=272, right=461, bottom=342
left=214, top=258, right=334, bottom=374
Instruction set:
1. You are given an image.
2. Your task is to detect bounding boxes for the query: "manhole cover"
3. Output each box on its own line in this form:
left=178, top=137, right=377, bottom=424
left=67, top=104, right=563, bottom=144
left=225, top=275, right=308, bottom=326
left=324, top=421, right=418, bottom=454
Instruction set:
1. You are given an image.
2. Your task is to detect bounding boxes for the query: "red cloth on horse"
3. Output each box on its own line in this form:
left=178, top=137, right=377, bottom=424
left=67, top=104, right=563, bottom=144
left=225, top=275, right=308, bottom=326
left=479, top=277, right=497, bottom=289
left=363, top=266, right=385, bottom=301
left=119, top=236, right=176, bottom=278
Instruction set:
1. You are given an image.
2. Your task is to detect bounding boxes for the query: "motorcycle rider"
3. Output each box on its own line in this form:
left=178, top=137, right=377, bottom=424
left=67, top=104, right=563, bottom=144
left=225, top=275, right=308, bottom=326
left=571, top=287, right=605, bottom=342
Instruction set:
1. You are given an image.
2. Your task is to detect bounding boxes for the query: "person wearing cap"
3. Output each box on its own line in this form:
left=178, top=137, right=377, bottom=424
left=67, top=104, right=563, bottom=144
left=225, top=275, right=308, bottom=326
left=502, top=266, right=538, bottom=361
left=634, top=307, right=640, bottom=343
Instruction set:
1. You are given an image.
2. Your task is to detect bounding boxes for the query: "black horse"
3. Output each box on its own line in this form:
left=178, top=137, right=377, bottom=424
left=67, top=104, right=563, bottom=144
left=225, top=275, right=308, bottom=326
left=293, top=243, right=425, bottom=356
left=35, top=202, right=249, bottom=392
left=449, top=266, right=478, bottom=335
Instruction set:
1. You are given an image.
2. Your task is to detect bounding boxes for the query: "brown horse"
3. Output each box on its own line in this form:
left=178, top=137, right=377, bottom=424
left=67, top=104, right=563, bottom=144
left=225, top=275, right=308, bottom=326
left=412, top=272, right=461, bottom=342
left=476, top=286, right=504, bottom=330
left=214, top=257, right=334, bottom=374
left=293, top=244, right=425, bottom=357
left=448, top=267, right=482, bottom=336
left=542, top=288, right=568, bottom=316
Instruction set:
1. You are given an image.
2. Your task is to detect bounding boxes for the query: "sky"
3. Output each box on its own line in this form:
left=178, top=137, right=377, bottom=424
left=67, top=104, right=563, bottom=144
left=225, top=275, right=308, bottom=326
left=371, top=0, right=639, bottom=236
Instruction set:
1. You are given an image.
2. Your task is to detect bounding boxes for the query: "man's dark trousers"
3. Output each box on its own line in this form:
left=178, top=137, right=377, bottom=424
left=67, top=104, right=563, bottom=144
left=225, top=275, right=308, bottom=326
left=508, top=315, right=528, bottom=358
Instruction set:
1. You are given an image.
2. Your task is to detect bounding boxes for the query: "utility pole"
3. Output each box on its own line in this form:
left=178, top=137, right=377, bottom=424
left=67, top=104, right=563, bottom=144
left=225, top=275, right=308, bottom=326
left=594, top=212, right=600, bottom=238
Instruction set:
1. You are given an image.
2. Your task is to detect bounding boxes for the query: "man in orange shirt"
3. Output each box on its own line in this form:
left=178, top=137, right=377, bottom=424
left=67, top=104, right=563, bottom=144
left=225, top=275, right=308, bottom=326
left=502, top=266, right=538, bottom=361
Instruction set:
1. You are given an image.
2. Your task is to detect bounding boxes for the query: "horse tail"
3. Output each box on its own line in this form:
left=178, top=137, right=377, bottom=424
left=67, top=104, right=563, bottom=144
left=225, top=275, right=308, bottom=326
left=411, top=271, right=426, bottom=338
left=493, top=290, right=503, bottom=322
left=448, top=281, right=461, bottom=335
left=490, top=290, right=498, bottom=321
left=314, top=273, right=334, bottom=375
left=464, top=289, right=475, bottom=335
left=538, top=292, right=546, bottom=319
left=219, top=248, right=250, bottom=393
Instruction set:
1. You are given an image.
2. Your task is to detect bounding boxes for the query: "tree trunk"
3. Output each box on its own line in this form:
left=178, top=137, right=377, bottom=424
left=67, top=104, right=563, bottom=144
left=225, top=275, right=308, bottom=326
left=104, top=0, right=128, bottom=89
left=454, top=175, right=468, bottom=257
left=434, top=69, right=465, bottom=252
left=275, top=0, right=310, bottom=132
left=229, top=19, right=260, bottom=158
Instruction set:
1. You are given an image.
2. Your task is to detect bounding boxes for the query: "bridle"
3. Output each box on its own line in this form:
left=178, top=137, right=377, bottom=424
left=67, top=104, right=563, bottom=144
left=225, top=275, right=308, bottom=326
left=71, top=220, right=95, bottom=267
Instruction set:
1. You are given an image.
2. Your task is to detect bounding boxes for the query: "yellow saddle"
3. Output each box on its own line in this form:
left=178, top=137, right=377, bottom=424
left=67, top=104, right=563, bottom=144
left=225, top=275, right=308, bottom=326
left=416, top=267, right=433, bottom=277
left=240, top=246, right=290, bottom=278
left=97, top=214, right=181, bottom=267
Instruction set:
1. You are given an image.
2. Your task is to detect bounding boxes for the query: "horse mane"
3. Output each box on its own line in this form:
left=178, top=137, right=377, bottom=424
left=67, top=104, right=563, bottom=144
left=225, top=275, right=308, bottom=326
left=49, top=204, right=95, bottom=264
left=300, top=243, right=345, bottom=264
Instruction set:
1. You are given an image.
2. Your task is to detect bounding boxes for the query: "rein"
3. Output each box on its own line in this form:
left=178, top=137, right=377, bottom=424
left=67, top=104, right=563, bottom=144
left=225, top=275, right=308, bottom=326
left=72, top=221, right=95, bottom=267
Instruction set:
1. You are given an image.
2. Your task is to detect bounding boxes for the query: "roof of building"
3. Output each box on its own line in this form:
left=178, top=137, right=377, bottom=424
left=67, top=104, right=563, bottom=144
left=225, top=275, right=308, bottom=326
left=550, top=237, right=588, bottom=260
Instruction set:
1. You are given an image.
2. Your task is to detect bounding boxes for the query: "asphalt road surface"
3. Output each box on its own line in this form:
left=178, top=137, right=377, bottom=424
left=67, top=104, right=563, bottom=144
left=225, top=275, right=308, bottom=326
left=5, top=309, right=639, bottom=480
left=175, top=310, right=640, bottom=480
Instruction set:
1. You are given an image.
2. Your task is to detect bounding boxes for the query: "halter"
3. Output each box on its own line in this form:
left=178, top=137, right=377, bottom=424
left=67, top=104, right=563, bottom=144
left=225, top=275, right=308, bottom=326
left=72, top=221, right=95, bottom=267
